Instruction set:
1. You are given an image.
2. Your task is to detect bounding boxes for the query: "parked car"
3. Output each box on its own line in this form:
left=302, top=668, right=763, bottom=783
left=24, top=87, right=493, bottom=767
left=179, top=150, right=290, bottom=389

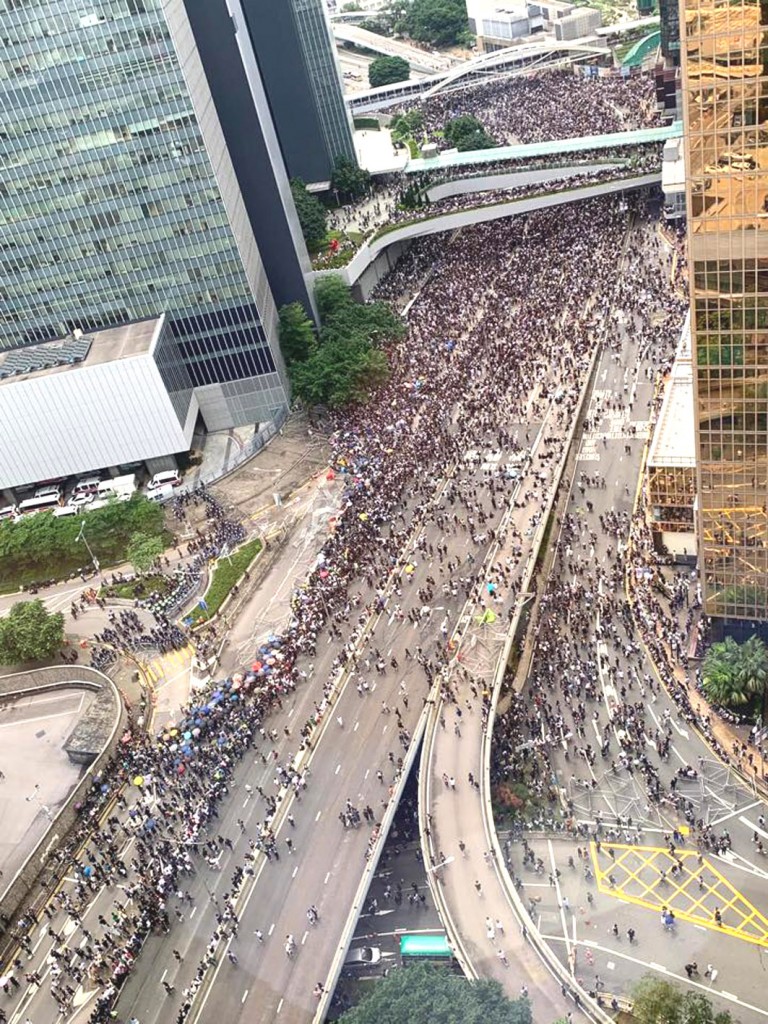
left=147, top=469, right=182, bottom=491
left=344, top=947, right=381, bottom=967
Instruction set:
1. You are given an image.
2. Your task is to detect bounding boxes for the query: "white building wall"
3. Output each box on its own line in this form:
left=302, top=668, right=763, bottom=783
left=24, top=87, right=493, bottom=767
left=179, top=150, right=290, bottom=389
left=0, top=357, right=197, bottom=490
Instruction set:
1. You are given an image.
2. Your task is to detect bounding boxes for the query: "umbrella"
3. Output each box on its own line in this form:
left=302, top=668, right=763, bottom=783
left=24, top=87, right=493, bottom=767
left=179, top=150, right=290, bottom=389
left=133, top=776, right=144, bottom=787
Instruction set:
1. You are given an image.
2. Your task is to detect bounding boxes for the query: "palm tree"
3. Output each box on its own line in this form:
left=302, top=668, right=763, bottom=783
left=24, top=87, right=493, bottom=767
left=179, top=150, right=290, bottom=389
left=735, top=635, right=768, bottom=718
left=702, top=635, right=768, bottom=710
left=702, top=637, right=749, bottom=706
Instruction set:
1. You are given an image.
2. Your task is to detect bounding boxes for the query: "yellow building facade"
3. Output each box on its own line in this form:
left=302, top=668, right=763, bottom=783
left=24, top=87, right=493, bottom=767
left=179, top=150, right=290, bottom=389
left=682, top=0, right=768, bottom=617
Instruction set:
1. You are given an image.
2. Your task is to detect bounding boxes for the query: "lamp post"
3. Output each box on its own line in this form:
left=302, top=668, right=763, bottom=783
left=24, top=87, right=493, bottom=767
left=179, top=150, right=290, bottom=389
left=76, top=520, right=100, bottom=578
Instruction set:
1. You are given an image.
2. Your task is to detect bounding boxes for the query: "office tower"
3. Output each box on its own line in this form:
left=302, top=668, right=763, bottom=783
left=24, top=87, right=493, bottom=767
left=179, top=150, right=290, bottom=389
left=0, top=0, right=310, bottom=430
left=241, top=0, right=356, bottom=187
left=681, top=0, right=768, bottom=619
left=659, top=0, right=681, bottom=67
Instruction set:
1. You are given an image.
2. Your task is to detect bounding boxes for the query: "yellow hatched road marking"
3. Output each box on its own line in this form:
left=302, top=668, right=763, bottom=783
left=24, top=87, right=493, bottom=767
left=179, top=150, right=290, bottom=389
left=590, top=842, right=768, bottom=949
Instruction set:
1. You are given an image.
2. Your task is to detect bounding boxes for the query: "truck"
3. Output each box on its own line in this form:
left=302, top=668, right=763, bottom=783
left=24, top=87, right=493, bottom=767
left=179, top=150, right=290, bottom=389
left=96, top=473, right=137, bottom=501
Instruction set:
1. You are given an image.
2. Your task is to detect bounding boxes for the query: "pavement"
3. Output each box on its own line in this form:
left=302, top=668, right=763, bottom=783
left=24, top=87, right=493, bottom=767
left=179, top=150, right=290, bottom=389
left=0, top=689, right=95, bottom=898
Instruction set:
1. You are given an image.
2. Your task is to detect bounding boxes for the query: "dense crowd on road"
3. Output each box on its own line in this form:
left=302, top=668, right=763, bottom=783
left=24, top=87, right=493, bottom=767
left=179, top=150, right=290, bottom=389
left=0, top=193, right=658, bottom=1024
left=408, top=69, right=661, bottom=150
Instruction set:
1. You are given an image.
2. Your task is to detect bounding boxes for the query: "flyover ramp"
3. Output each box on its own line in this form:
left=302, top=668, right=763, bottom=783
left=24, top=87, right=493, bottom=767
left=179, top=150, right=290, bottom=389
left=314, top=172, right=662, bottom=291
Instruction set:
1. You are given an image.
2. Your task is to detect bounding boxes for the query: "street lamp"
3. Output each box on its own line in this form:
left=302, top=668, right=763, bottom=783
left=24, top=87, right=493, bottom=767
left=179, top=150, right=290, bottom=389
left=76, top=520, right=100, bottom=577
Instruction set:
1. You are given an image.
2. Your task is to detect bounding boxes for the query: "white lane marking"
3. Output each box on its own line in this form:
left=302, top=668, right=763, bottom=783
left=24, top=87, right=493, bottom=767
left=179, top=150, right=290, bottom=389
left=324, top=872, right=331, bottom=884
left=364, top=769, right=370, bottom=779
left=292, top=866, right=298, bottom=878
left=190, top=906, right=197, bottom=919
left=543, top=937, right=768, bottom=1018
left=353, top=721, right=359, bottom=732
left=161, top=969, right=168, bottom=983
left=241, top=990, right=249, bottom=1004
left=315, top=810, right=322, bottom=822
left=741, top=815, right=768, bottom=841
left=335, top=764, right=341, bottom=775
left=268, top=922, right=275, bottom=936
left=277, top=998, right=284, bottom=1014
left=710, top=800, right=762, bottom=827
left=0, top=708, right=83, bottom=728
left=302, top=931, right=309, bottom=945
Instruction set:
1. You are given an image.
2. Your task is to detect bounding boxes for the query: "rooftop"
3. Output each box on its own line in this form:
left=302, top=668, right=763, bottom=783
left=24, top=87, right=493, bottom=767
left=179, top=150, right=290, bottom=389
left=405, top=121, right=682, bottom=173
left=0, top=315, right=165, bottom=386
left=647, top=312, right=696, bottom=468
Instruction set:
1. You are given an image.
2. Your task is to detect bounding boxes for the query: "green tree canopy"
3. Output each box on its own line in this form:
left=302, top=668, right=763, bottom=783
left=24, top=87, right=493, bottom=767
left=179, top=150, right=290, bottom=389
left=126, top=533, right=165, bottom=574
left=702, top=634, right=768, bottom=707
left=289, top=276, right=403, bottom=407
left=0, top=599, right=65, bottom=665
left=631, top=976, right=733, bottom=1024
left=444, top=113, right=497, bottom=151
left=338, top=962, right=532, bottom=1024
left=290, top=178, right=328, bottom=250
left=331, top=155, right=372, bottom=201
left=406, top=0, right=469, bottom=47
left=369, top=54, right=411, bottom=88
left=0, top=495, right=166, bottom=591
left=278, top=302, right=315, bottom=365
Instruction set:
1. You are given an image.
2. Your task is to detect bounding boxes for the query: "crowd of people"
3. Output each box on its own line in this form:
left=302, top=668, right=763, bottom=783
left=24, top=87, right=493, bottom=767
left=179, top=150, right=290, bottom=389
left=406, top=68, right=661, bottom=149
left=0, top=191, right=658, bottom=1024
left=328, top=69, right=667, bottom=244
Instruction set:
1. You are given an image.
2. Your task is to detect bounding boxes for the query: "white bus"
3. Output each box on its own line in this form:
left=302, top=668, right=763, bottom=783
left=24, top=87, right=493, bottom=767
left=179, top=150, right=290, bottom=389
left=18, top=493, right=62, bottom=514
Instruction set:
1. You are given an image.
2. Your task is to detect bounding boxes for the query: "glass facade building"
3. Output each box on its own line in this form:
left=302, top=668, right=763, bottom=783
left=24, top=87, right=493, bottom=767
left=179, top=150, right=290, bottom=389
left=239, top=0, right=355, bottom=186
left=682, top=0, right=768, bottom=618
left=0, top=0, right=290, bottom=429
left=289, top=0, right=356, bottom=175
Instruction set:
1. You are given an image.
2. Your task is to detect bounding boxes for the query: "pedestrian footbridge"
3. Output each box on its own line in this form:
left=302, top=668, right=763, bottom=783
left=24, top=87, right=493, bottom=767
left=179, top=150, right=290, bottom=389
left=314, top=170, right=661, bottom=297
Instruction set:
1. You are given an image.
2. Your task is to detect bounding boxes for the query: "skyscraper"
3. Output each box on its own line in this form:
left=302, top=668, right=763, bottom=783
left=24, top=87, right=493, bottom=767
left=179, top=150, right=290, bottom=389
left=681, top=0, right=768, bottom=619
left=0, top=0, right=312, bottom=430
left=242, top=0, right=356, bottom=187
left=659, top=0, right=681, bottom=67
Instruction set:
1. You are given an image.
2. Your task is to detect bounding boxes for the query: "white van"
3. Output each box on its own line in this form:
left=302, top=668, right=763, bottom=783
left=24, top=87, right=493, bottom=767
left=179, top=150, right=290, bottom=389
left=97, top=473, right=136, bottom=500
left=148, top=483, right=175, bottom=503
left=53, top=505, right=78, bottom=518
left=147, top=469, right=182, bottom=491
left=34, top=484, right=62, bottom=500
left=73, top=476, right=101, bottom=497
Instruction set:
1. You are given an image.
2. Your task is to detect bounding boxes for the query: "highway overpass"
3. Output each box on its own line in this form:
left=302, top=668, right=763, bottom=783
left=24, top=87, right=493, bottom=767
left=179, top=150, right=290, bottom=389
left=313, top=171, right=662, bottom=297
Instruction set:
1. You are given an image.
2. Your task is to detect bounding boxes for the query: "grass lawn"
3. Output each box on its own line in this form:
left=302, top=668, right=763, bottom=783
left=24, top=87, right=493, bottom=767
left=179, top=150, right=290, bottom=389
left=100, top=574, right=173, bottom=601
left=189, top=537, right=262, bottom=624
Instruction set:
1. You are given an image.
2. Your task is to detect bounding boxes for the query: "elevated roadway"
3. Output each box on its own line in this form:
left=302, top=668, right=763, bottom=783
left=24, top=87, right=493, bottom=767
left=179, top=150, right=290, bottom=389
left=317, top=171, right=662, bottom=294
left=333, top=23, right=455, bottom=74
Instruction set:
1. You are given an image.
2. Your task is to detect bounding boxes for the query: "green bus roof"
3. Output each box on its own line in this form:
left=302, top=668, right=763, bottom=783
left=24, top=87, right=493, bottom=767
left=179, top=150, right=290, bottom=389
left=399, top=933, right=452, bottom=957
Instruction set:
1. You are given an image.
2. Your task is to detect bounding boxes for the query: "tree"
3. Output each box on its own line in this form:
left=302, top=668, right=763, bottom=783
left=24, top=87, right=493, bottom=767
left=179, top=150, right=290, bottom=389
left=702, top=634, right=768, bottom=707
left=338, top=962, right=532, bottom=1024
left=0, top=599, right=64, bottom=665
left=289, top=178, right=328, bottom=250
left=278, top=302, right=315, bottom=365
left=632, top=977, right=684, bottom=1024
left=369, top=54, right=411, bottom=88
left=631, top=976, right=733, bottom=1024
left=126, top=533, right=165, bottom=575
left=331, top=155, right=372, bottom=201
left=406, top=0, right=469, bottom=47
left=289, top=276, right=403, bottom=407
left=444, top=114, right=497, bottom=152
